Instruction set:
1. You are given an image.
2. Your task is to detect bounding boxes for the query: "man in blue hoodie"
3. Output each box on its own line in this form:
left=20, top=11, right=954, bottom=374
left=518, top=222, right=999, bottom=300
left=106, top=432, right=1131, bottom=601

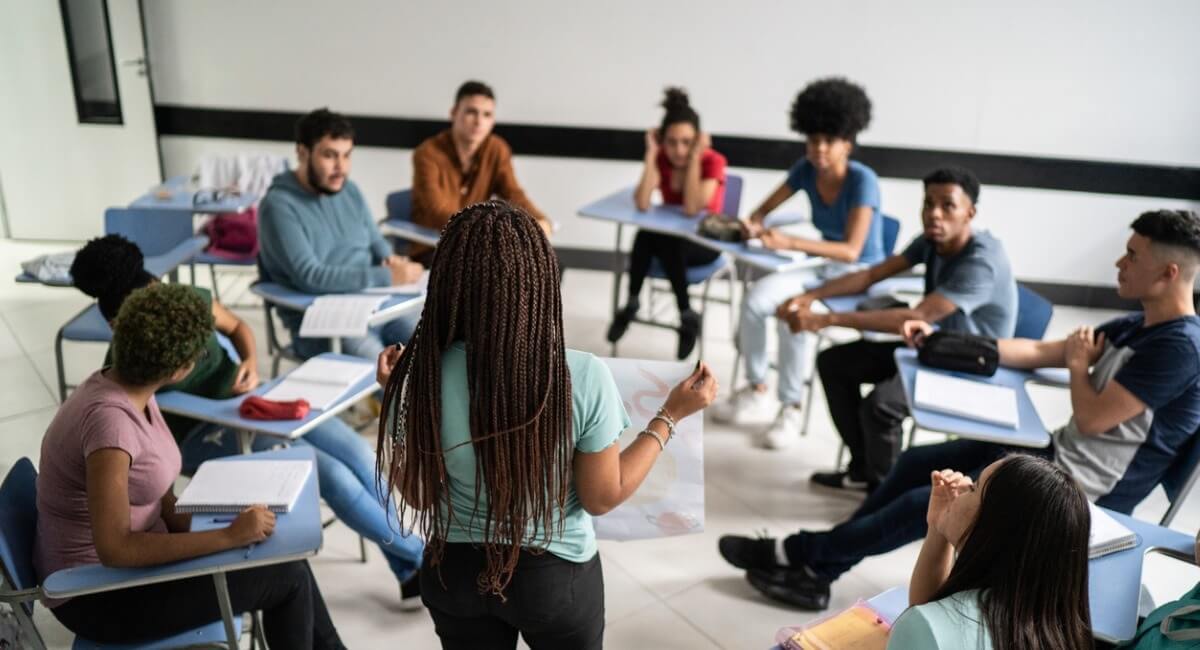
left=259, top=108, right=424, bottom=359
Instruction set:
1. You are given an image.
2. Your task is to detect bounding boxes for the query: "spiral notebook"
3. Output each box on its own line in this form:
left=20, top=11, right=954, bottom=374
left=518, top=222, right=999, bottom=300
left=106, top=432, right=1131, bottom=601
left=1089, top=502, right=1138, bottom=559
left=175, top=459, right=313, bottom=514
left=914, top=369, right=1019, bottom=428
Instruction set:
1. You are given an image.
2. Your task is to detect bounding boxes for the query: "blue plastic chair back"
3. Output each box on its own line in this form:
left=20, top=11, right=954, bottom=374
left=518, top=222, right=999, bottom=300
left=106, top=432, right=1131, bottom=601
left=386, top=190, right=413, bottom=222
left=881, top=215, right=901, bottom=257
left=722, top=175, right=743, bottom=218
left=1162, top=429, right=1200, bottom=504
left=104, top=208, right=194, bottom=257
left=1014, top=284, right=1053, bottom=340
left=0, top=458, right=38, bottom=616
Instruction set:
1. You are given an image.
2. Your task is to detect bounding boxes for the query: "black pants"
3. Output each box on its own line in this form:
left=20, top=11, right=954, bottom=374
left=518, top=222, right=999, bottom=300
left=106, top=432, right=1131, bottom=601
left=817, top=340, right=909, bottom=485
left=422, top=544, right=605, bottom=650
left=626, top=230, right=720, bottom=313
left=51, top=560, right=344, bottom=649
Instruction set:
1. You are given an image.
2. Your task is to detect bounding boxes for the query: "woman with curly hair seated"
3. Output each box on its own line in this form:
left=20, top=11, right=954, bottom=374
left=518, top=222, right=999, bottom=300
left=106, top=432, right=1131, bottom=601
left=713, top=77, right=886, bottom=450
left=34, top=283, right=346, bottom=648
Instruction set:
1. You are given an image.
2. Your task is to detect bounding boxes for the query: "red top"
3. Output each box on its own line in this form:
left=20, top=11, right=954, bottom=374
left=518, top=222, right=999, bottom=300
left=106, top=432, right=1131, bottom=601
left=656, top=149, right=728, bottom=213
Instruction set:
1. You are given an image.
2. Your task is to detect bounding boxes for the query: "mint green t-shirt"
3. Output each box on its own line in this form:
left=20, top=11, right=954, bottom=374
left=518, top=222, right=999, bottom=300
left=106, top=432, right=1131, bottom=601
left=438, top=343, right=630, bottom=562
left=887, top=590, right=992, bottom=650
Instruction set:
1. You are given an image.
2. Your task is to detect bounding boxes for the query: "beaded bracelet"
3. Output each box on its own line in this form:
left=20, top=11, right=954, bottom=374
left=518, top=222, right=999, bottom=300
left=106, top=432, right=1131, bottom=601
left=651, top=406, right=678, bottom=440
left=637, top=429, right=666, bottom=451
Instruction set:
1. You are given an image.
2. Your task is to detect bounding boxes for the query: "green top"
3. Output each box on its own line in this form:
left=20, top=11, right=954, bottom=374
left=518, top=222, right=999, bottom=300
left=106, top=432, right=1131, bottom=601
left=887, top=590, right=992, bottom=650
left=439, top=343, right=630, bottom=562
left=105, top=286, right=240, bottom=441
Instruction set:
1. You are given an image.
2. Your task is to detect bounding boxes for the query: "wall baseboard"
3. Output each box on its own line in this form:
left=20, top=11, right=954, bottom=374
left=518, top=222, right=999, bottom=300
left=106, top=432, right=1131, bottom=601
left=553, top=246, right=1146, bottom=311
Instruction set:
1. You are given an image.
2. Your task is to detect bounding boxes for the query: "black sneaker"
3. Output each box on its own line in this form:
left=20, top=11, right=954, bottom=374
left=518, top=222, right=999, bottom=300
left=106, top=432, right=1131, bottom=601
left=718, top=533, right=779, bottom=571
left=677, top=309, right=702, bottom=359
left=810, top=470, right=871, bottom=493
left=746, top=566, right=831, bottom=610
left=399, top=571, right=423, bottom=612
left=606, top=304, right=639, bottom=343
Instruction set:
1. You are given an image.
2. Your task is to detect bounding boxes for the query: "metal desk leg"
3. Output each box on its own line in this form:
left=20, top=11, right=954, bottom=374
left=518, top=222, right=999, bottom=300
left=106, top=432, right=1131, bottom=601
left=331, top=337, right=342, bottom=355
left=212, top=571, right=239, bottom=649
left=610, top=224, right=624, bottom=317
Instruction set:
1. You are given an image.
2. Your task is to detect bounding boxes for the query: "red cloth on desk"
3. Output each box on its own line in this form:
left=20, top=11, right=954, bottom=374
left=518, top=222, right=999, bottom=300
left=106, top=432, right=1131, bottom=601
left=238, top=396, right=310, bottom=420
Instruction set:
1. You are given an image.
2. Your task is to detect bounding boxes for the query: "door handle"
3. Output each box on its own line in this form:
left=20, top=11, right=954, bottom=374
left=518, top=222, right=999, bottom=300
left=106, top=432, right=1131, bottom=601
left=120, top=57, right=147, bottom=77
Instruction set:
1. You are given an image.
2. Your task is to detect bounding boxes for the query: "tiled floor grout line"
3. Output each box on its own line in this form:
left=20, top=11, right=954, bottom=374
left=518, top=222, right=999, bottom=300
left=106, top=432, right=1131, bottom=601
left=0, top=310, right=59, bottom=411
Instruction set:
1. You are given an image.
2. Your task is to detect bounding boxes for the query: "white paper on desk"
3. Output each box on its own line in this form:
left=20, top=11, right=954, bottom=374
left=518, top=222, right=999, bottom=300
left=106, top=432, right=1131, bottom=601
left=263, top=357, right=374, bottom=410
left=593, top=358, right=704, bottom=542
left=298, top=295, right=386, bottom=338
left=363, top=271, right=429, bottom=295
left=176, top=459, right=312, bottom=514
left=914, top=369, right=1018, bottom=428
left=1088, top=502, right=1138, bottom=559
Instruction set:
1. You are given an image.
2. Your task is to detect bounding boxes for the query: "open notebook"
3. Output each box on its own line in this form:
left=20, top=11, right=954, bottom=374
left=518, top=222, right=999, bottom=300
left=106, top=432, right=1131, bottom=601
left=298, top=295, right=387, bottom=338
left=913, top=369, right=1019, bottom=428
left=176, top=459, right=313, bottom=514
left=1089, top=502, right=1139, bottom=559
left=262, top=356, right=374, bottom=410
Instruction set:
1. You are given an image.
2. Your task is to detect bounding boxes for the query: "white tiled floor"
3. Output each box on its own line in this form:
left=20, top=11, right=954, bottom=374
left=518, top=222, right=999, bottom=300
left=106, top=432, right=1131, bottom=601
left=3, top=237, right=1197, bottom=649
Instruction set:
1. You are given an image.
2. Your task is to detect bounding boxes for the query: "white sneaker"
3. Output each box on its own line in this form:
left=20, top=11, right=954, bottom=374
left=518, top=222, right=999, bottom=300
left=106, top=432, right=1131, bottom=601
left=711, top=386, right=774, bottom=425
left=761, top=405, right=803, bottom=450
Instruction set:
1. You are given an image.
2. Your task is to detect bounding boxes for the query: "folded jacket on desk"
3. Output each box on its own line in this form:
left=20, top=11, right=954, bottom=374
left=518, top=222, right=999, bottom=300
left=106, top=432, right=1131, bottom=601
left=239, top=396, right=310, bottom=420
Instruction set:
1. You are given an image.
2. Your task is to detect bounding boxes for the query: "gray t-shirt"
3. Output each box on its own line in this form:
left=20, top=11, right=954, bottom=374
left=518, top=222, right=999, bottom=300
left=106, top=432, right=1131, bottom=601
left=901, top=231, right=1017, bottom=338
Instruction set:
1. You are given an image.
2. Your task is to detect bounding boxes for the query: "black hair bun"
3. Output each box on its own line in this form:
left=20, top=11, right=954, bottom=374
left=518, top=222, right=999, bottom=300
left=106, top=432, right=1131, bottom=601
left=661, top=87, right=691, bottom=112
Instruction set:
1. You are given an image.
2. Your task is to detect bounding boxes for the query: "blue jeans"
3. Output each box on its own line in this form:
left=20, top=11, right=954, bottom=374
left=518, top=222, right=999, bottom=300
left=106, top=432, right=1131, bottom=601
left=180, top=418, right=424, bottom=583
left=739, top=262, right=859, bottom=404
left=783, top=439, right=1026, bottom=580
left=289, top=314, right=418, bottom=361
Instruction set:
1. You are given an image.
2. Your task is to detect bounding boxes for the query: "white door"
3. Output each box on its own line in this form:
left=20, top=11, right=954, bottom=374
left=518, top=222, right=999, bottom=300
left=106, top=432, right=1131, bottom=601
left=0, top=0, right=161, bottom=241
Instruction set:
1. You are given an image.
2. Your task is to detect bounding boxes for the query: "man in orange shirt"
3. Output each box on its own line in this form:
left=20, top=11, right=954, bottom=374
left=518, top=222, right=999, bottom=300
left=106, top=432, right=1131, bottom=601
left=410, top=81, right=552, bottom=261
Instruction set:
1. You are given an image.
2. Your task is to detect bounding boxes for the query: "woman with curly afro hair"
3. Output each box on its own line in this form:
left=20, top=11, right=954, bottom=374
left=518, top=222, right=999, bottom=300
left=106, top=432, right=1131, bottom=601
left=714, top=77, right=887, bottom=451
left=34, top=283, right=347, bottom=648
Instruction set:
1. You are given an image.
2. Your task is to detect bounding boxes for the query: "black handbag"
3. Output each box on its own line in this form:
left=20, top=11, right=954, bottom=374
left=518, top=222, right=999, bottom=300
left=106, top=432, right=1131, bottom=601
left=697, top=213, right=744, bottom=242
left=917, top=331, right=1000, bottom=376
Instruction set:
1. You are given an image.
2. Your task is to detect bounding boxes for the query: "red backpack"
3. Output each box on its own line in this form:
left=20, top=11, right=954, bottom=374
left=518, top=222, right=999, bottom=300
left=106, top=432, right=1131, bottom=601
left=202, top=207, right=259, bottom=260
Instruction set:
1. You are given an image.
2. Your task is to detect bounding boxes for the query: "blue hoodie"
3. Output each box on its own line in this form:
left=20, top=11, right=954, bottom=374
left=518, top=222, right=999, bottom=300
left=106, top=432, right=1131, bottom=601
left=258, top=171, right=392, bottom=295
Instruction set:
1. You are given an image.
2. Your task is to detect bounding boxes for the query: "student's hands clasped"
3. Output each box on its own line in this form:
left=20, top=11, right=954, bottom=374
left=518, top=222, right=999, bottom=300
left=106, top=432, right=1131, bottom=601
left=662, top=362, right=719, bottom=421
left=384, top=255, right=424, bottom=285
left=759, top=229, right=792, bottom=251
left=1065, top=326, right=1105, bottom=372
left=226, top=505, right=276, bottom=546
left=926, top=469, right=973, bottom=542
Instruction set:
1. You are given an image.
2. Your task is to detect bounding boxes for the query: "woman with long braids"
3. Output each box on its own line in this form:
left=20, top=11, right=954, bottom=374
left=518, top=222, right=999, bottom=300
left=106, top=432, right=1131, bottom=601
left=376, top=201, right=718, bottom=649
left=887, top=454, right=1092, bottom=649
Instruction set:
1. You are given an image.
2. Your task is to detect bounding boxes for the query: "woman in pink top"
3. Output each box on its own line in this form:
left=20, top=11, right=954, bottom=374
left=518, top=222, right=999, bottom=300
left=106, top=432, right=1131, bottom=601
left=35, top=283, right=345, bottom=649
left=607, top=87, right=728, bottom=359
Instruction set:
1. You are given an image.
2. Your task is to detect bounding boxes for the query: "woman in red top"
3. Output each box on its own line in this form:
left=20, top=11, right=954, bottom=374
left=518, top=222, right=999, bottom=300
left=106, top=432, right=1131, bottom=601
left=607, top=88, right=728, bottom=359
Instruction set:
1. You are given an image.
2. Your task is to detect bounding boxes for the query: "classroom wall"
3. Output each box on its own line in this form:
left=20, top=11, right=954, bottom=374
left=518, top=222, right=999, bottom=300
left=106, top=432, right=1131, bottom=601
left=143, top=0, right=1200, bottom=300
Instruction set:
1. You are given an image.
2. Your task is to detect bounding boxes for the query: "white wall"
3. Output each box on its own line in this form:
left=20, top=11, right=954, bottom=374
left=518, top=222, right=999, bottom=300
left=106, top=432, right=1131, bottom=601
left=144, top=0, right=1200, bottom=288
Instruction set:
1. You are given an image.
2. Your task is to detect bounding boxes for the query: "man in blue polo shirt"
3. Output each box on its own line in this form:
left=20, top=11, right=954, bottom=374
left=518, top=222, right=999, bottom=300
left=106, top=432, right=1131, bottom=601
left=719, top=209, right=1200, bottom=611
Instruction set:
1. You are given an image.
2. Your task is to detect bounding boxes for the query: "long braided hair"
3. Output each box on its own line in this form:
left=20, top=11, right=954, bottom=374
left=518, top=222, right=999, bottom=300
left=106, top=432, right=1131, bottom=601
left=377, top=201, right=572, bottom=597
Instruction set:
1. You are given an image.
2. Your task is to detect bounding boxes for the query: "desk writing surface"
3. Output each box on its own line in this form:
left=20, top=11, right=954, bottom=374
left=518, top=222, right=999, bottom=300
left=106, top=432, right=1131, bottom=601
left=578, top=188, right=817, bottom=272
left=41, top=446, right=322, bottom=598
left=15, top=236, right=208, bottom=287
left=380, top=218, right=441, bottom=247
left=894, top=348, right=1051, bottom=448
left=155, top=353, right=377, bottom=439
left=129, top=175, right=258, bottom=213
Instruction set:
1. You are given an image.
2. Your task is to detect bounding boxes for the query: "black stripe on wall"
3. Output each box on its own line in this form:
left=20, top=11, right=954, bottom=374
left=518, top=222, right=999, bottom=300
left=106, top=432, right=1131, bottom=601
left=156, top=104, right=1200, bottom=201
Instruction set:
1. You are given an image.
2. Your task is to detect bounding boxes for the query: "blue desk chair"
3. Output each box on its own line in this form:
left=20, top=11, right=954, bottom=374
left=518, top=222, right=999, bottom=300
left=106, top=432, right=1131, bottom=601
left=193, top=249, right=256, bottom=304
left=616, top=175, right=743, bottom=360
left=0, top=459, right=245, bottom=650
left=380, top=189, right=441, bottom=254
left=252, top=265, right=306, bottom=378
left=1159, top=430, right=1200, bottom=526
